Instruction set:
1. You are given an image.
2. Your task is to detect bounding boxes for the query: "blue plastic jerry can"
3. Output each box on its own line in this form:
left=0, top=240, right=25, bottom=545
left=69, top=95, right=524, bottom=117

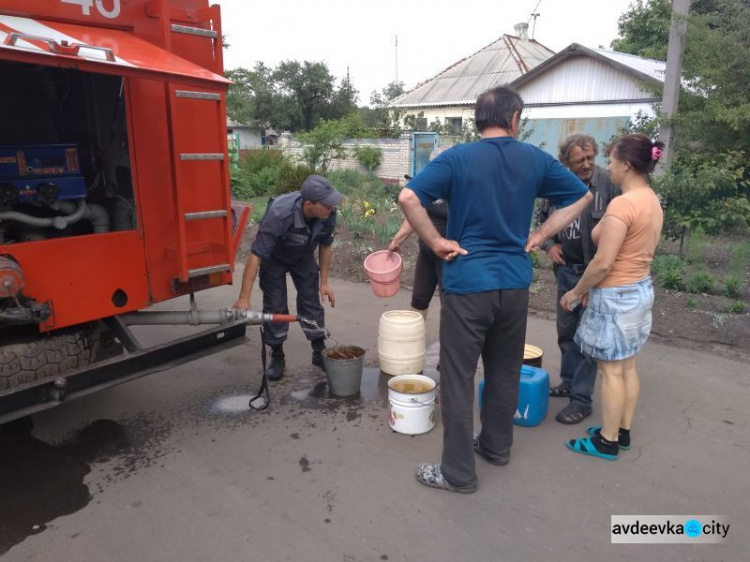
left=478, top=365, right=550, bottom=427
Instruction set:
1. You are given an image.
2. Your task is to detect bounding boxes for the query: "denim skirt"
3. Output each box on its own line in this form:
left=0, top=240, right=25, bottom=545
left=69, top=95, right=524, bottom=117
left=575, top=276, right=654, bottom=361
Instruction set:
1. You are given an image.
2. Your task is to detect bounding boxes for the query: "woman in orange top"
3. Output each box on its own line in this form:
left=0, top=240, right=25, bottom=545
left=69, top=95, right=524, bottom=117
left=560, top=133, right=664, bottom=461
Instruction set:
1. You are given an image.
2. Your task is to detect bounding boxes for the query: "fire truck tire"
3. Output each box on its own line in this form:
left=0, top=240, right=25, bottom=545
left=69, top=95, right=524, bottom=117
left=0, top=325, right=100, bottom=391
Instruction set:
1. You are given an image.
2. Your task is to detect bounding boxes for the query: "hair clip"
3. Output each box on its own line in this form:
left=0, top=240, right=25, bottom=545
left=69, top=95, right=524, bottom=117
left=651, top=146, right=663, bottom=162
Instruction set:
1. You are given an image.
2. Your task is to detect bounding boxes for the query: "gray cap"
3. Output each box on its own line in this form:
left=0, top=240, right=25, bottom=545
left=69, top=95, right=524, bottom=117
left=300, top=175, right=344, bottom=207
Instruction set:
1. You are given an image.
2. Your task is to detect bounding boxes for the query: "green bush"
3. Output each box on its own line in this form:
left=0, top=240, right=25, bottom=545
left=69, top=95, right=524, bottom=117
left=652, top=254, right=684, bottom=276
left=327, top=168, right=368, bottom=195
left=723, top=300, right=746, bottom=314
left=653, top=152, right=750, bottom=254
left=353, top=145, right=383, bottom=171
left=276, top=164, right=316, bottom=196
left=652, top=254, right=685, bottom=289
left=230, top=148, right=294, bottom=199
left=723, top=275, right=743, bottom=299
left=660, top=269, right=685, bottom=290
left=685, top=271, right=714, bottom=294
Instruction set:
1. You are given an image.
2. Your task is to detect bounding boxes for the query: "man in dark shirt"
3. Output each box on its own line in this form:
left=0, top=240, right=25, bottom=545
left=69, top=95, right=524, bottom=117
left=534, top=134, right=620, bottom=424
left=232, top=175, right=342, bottom=381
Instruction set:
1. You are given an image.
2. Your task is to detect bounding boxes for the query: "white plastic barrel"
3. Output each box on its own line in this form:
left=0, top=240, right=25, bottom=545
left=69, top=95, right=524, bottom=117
left=377, top=310, right=426, bottom=376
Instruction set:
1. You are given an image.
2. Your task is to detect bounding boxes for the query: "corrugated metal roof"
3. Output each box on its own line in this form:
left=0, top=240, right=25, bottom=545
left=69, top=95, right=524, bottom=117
left=388, top=35, right=555, bottom=108
left=511, top=44, right=666, bottom=92
left=591, top=48, right=666, bottom=83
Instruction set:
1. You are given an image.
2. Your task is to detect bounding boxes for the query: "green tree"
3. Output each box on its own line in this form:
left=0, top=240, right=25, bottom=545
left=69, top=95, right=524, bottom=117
left=225, top=63, right=295, bottom=131
left=612, top=0, right=750, bottom=246
left=361, top=81, right=406, bottom=136
left=370, top=81, right=405, bottom=108
left=611, top=0, right=673, bottom=60
left=326, top=75, right=359, bottom=121
left=296, top=115, right=367, bottom=171
left=274, top=61, right=336, bottom=131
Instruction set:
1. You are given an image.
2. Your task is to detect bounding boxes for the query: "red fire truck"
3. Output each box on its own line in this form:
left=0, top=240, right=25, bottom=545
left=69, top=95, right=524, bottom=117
left=0, top=0, right=288, bottom=423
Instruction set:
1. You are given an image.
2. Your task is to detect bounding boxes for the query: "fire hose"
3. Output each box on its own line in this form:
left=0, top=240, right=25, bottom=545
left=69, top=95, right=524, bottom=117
left=118, top=309, right=325, bottom=412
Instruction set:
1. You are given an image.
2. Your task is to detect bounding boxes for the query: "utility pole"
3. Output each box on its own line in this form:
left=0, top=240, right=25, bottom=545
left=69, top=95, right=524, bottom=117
left=395, top=35, right=399, bottom=83
left=658, top=0, right=689, bottom=170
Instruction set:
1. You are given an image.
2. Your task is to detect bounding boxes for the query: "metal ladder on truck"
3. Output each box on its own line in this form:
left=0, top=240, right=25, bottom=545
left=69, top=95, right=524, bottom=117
left=161, top=5, right=235, bottom=284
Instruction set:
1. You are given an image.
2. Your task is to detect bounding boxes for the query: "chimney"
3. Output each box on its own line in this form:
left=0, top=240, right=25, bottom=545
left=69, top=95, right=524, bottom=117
left=514, top=22, right=529, bottom=40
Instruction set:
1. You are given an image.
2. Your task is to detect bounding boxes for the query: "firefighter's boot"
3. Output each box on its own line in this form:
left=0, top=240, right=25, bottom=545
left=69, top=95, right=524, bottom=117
left=267, top=345, right=285, bottom=381
left=311, top=338, right=326, bottom=370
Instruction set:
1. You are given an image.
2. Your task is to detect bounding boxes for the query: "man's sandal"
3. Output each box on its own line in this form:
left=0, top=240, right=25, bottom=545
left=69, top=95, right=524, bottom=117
left=566, top=437, right=618, bottom=461
left=555, top=402, right=592, bottom=425
left=549, top=384, right=571, bottom=398
left=415, top=464, right=476, bottom=494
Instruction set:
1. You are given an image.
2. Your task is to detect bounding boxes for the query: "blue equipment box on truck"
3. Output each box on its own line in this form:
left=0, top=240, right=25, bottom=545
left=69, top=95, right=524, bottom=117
left=0, top=144, right=81, bottom=178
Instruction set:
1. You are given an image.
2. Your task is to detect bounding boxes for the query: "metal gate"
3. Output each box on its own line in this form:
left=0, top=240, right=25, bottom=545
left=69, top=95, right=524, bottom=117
left=410, top=132, right=439, bottom=178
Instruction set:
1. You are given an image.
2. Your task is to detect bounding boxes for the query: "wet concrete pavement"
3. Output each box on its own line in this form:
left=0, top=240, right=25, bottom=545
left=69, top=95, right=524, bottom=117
left=1, top=272, right=748, bottom=561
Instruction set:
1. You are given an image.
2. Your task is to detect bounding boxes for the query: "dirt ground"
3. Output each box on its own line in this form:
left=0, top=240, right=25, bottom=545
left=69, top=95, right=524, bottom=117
left=238, top=223, right=750, bottom=359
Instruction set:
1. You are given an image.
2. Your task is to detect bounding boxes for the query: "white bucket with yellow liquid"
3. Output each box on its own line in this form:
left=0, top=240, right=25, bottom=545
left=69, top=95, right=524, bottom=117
left=387, top=374, right=436, bottom=435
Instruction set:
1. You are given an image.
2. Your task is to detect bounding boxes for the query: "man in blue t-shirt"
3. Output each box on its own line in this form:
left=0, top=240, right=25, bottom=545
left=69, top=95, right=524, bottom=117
left=399, top=86, right=592, bottom=494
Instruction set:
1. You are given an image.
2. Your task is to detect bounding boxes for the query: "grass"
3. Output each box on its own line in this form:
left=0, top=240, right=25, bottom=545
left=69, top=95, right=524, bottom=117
left=729, top=240, right=750, bottom=275
left=685, top=298, right=698, bottom=309
left=723, top=275, right=743, bottom=299
left=723, top=301, right=746, bottom=314
left=685, top=271, right=714, bottom=294
left=685, top=226, right=708, bottom=265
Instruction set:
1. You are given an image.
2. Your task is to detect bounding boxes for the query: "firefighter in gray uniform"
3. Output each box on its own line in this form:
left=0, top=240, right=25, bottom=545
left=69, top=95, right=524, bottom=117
left=233, top=175, right=343, bottom=381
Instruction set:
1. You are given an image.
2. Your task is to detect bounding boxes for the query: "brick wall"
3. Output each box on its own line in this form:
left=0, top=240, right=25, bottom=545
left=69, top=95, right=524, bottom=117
left=278, top=133, right=413, bottom=183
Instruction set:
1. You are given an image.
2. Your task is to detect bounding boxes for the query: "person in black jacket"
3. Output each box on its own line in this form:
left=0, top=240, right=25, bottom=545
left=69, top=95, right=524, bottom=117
left=534, top=134, right=621, bottom=424
left=389, top=149, right=450, bottom=321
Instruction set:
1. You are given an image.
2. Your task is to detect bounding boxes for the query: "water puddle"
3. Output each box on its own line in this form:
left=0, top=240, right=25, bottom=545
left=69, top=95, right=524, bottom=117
left=282, top=368, right=390, bottom=412
left=0, top=418, right=128, bottom=555
left=210, top=394, right=256, bottom=414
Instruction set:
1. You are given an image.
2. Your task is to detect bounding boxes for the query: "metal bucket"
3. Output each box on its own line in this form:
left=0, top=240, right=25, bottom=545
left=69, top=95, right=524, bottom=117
left=322, top=346, right=365, bottom=397
left=523, top=344, right=544, bottom=368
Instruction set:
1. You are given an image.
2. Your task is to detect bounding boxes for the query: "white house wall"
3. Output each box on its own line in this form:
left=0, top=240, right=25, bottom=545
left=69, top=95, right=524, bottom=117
left=524, top=102, right=656, bottom=120
left=517, top=56, right=659, bottom=104
left=399, top=106, right=477, bottom=128
left=236, top=128, right=263, bottom=149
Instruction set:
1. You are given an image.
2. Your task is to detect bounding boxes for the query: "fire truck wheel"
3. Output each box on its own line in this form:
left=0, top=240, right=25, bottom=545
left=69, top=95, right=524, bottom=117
left=0, top=325, right=101, bottom=391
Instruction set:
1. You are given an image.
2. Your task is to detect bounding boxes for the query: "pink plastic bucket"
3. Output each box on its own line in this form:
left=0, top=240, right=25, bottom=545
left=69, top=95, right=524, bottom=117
left=364, top=251, right=402, bottom=298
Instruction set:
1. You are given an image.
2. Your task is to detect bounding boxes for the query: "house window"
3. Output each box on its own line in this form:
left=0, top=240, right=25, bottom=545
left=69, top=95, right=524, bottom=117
left=446, top=117, right=462, bottom=134
left=415, top=117, right=428, bottom=131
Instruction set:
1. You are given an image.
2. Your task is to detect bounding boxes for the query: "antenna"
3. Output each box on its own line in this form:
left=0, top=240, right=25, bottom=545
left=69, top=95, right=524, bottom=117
left=530, top=12, right=540, bottom=39
left=395, top=35, right=399, bottom=83
left=527, top=0, right=543, bottom=39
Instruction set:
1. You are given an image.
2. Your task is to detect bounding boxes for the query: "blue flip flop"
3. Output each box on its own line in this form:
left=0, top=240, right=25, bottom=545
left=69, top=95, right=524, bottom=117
left=566, top=437, right=618, bottom=461
left=586, top=425, right=631, bottom=450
